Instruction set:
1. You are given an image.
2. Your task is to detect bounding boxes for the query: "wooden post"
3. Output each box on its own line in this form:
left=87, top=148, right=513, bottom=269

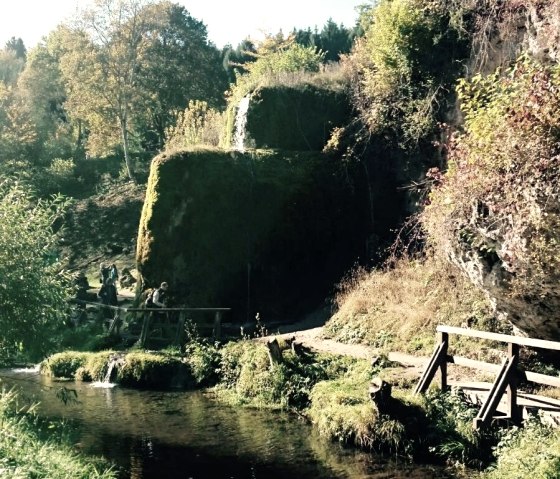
left=139, top=311, right=151, bottom=348
left=213, top=311, right=222, bottom=340
left=266, top=338, right=283, bottom=367
left=507, top=342, right=521, bottom=423
left=439, top=331, right=449, bottom=392
left=174, top=312, right=185, bottom=346
left=108, top=309, right=122, bottom=336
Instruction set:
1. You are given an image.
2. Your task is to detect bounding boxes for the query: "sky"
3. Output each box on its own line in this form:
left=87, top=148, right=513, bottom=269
left=0, top=0, right=364, bottom=51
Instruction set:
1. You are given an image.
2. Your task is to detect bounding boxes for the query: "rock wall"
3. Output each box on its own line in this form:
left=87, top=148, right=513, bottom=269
left=440, top=2, right=560, bottom=340
left=244, top=84, right=351, bottom=151
left=136, top=149, right=375, bottom=323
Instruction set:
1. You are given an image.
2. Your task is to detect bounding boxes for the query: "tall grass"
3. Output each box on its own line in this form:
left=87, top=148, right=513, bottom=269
left=0, top=388, right=116, bottom=478
left=325, top=255, right=496, bottom=354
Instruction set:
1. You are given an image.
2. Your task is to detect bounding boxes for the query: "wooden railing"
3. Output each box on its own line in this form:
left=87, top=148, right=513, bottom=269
left=415, top=325, right=560, bottom=429
left=72, top=300, right=230, bottom=347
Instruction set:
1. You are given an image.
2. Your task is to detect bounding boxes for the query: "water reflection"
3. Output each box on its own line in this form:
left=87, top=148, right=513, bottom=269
left=0, top=369, right=449, bottom=479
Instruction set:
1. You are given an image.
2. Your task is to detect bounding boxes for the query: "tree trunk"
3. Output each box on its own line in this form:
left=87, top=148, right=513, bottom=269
left=121, top=117, right=136, bottom=183
left=266, top=338, right=283, bottom=367
left=369, top=378, right=392, bottom=413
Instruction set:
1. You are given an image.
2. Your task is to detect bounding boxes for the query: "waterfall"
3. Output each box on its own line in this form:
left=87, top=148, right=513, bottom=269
left=91, top=355, right=123, bottom=388
left=233, top=95, right=251, bottom=152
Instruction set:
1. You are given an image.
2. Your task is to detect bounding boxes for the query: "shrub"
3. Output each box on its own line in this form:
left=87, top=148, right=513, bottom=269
left=346, top=0, right=469, bottom=146
left=486, top=417, right=560, bottom=478
left=41, top=351, right=89, bottom=378
left=0, top=181, right=71, bottom=361
left=183, top=341, right=221, bottom=386
left=164, top=100, right=224, bottom=149
left=422, top=58, right=560, bottom=336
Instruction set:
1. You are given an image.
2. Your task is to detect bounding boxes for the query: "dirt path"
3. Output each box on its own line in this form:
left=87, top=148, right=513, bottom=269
left=259, top=313, right=428, bottom=371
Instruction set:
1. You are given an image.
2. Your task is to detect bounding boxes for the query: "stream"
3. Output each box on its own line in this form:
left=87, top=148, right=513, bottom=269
left=0, top=368, right=451, bottom=478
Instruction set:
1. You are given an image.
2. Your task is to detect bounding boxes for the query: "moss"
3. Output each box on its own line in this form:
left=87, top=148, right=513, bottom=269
left=243, top=84, right=351, bottom=151
left=117, top=352, right=191, bottom=388
left=42, top=351, right=192, bottom=389
left=41, top=351, right=90, bottom=378
left=136, top=148, right=371, bottom=322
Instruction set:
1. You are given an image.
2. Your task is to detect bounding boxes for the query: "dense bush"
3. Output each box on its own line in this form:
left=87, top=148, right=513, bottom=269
left=0, top=181, right=71, bottom=360
left=422, top=58, right=560, bottom=336
left=346, top=0, right=469, bottom=147
left=486, top=418, right=560, bottom=478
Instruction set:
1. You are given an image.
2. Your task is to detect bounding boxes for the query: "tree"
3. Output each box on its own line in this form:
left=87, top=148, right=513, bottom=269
left=16, top=39, right=74, bottom=163
left=5, top=37, right=27, bottom=60
left=59, top=0, right=227, bottom=177
left=0, top=180, right=70, bottom=360
left=135, top=1, right=228, bottom=149
left=59, top=0, right=153, bottom=182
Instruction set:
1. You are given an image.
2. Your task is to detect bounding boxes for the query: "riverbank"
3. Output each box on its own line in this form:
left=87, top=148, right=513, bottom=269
left=0, top=388, right=116, bottom=479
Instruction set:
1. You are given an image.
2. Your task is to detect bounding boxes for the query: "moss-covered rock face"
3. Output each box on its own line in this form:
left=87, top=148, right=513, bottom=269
left=137, top=148, right=376, bottom=323
left=243, top=85, right=351, bottom=151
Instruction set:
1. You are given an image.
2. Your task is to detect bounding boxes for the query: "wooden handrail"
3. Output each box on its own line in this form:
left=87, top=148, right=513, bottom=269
left=417, top=325, right=560, bottom=430
left=71, top=299, right=230, bottom=313
left=437, top=325, right=560, bottom=351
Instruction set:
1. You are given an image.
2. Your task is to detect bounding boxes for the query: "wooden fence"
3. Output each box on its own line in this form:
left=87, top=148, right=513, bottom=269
left=72, top=300, right=230, bottom=347
left=415, top=325, right=560, bottom=429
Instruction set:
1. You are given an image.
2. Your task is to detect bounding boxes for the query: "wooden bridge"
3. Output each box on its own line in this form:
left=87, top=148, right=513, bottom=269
left=416, top=325, right=560, bottom=429
left=72, top=299, right=230, bottom=347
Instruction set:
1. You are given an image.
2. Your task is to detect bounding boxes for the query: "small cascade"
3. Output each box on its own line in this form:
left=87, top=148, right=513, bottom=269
left=91, top=355, right=124, bottom=389
left=11, top=364, right=40, bottom=374
left=233, top=95, right=251, bottom=152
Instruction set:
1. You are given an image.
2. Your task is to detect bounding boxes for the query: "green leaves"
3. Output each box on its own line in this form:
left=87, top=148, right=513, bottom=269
left=0, top=180, right=71, bottom=360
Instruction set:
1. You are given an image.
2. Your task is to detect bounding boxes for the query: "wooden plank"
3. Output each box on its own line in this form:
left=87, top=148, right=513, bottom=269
left=523, top=371, right=560, bottom=388
left=437, top=325, right=560, bottom=351
left=474, top=355, right=517, bottom=429
left=449, top=356, right=560, bottom=389
left=415, top=340, right=447, bottom=394
left=448, top=355, right=501, bottom=373
left=439, top=331, right=448, bottom=391
left=507, top=343, right=521, bottom=423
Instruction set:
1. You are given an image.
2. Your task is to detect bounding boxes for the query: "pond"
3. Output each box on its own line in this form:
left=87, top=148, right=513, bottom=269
left=0, top=368, right=451, bottom=479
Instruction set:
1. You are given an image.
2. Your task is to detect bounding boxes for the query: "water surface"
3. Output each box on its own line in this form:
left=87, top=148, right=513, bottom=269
left=0, top=368, right=449, bottom=479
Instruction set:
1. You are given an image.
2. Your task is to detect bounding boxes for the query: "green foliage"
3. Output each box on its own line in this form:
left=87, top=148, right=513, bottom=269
left=486, top=417, right=560, bottom=478
left=422, top=389, right=487, bottom=466
left=229, top=40, right=326, bottom=107
left=0, top=389, right=116, bottom=478
left=216, top=340, right=363, bottom=410
left=0, top=181, right=71, bottom=360
left=346, top=0, right=469, bottom=146
left=41, top=351, right=89, bottom=378
left=183, top=340, right=220, bottom=386
left=117, top=351, right=189, bottom=388
left=423, top=57, right=560, bottom=301
left=34, top=158, right=77, bottom=196
left=164, top=100, right=224, bottom=150
left=307, top=360, right=386, bottom=449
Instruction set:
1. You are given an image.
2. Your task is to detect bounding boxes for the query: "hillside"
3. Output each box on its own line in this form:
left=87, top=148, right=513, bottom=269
left=60, top=180, right=145, bottom=289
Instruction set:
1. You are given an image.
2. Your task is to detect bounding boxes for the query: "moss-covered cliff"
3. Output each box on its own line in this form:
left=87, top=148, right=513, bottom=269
left=245, top=84, right=351, bottom=151
left=137, top=148, right=378, bottom=323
